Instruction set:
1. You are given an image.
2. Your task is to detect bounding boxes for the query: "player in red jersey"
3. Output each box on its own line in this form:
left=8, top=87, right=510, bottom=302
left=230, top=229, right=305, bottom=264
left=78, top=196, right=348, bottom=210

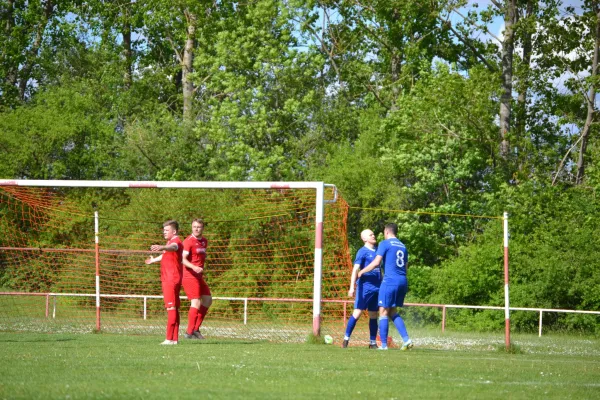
left=145, top=220, right=184, bottom=345
left=182, top=218, right=213, bottom=339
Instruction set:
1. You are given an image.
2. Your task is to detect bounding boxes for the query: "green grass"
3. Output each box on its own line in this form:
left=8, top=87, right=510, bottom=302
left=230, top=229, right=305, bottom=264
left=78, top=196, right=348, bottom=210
left=0, top=331, right=599, bottom=399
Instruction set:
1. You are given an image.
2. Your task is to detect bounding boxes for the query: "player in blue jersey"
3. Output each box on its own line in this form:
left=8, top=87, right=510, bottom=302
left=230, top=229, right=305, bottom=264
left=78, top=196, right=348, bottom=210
left=358, top=223, right=413, bottom=350
left=342, top=229, right=381, bottom=349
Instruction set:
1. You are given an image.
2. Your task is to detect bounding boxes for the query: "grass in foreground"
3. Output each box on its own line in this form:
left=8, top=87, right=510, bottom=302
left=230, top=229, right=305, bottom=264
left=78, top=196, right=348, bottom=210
left=0, top=332, right=599, bottom=399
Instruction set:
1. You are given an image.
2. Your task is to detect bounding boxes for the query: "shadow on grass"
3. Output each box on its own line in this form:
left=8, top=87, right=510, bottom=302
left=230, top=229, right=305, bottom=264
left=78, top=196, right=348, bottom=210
left=182, top=339, right=266, bottom=346
left=0, top=337, right=76, bottom=343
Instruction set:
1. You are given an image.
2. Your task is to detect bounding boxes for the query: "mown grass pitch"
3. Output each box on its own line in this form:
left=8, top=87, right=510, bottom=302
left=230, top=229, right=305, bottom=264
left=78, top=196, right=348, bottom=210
left=0, top=331, right=599, bottom=399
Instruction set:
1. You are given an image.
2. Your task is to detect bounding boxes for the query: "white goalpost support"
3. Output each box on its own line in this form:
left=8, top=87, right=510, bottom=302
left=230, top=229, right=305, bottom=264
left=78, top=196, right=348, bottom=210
left=313, top=183, right=324, bottom=337
left=94, top=211, right=101, bottom=331
left=503, top=211, right=510, bottom=350
left=0, top=179, right=334, bottom=337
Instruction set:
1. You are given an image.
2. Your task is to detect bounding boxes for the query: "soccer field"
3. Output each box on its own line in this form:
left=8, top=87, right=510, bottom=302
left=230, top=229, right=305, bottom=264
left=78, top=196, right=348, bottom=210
left=0, top=331, right=599, bottom=399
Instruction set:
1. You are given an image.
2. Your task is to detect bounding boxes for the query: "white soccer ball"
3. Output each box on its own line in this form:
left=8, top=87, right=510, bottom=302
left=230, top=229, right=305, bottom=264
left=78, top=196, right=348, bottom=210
left=324, top=335, right=334, bottom=344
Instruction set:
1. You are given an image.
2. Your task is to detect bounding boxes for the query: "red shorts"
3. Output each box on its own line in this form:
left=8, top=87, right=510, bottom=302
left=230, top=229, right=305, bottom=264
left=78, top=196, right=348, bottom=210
left=162, top=282, right=181, bottom=309
left=182, top=276, right=211, bottom=300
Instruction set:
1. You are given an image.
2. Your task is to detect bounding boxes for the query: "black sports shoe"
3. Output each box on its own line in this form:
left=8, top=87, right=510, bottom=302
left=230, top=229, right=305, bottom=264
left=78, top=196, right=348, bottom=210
left=369, top=344, right=378, bottom=349
left=342, top=339, right=349, bottom=348
left=193, top=331, right=205, bottom=340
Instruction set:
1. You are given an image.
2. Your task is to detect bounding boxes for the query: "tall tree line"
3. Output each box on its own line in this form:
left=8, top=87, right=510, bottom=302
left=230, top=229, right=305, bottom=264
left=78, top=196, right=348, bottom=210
left=1, top=0, right=599, bottom=331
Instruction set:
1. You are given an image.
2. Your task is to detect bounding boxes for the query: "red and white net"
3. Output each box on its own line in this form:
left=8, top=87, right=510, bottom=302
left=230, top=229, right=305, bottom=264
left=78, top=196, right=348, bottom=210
left=0, top=185, right=352, bottom=342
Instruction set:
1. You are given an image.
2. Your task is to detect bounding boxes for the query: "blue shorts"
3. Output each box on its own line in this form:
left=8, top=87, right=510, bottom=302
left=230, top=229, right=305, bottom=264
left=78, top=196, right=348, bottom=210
left=354, top=284, right=379, bottom=312
left=377, top=279, right=408, bottom=308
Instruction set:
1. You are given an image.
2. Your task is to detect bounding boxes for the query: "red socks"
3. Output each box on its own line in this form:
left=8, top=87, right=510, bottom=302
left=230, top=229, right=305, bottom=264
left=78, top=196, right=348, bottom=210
left=174, top=310, right=180, bottom=342
left=187, top=307, right=199, bottom=335
left=166, top=309, right=178, bottom=341
left=194, top=305, right=209, bottom=331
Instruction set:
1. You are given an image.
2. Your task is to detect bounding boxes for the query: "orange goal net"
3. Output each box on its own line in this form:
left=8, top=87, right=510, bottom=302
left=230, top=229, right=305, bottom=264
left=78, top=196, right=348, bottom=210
left=0, top=182, right=353, bottom=342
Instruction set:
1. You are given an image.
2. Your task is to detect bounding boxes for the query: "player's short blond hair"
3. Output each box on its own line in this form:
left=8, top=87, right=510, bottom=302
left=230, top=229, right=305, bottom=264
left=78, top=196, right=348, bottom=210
left=163, top=220, right=179, bottom=232
left=192, top=218, right=204, bottom=227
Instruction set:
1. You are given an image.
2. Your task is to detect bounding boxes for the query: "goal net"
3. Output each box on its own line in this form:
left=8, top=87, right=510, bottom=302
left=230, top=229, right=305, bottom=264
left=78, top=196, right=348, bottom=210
left=0, top=181, right=351, bottom=342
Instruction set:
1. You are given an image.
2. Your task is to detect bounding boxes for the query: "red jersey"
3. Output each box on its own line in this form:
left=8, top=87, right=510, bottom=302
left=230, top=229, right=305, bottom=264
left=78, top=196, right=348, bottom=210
left=183, top=234, right=207, bottom=279
left=160, top=236, right=183, bottom=284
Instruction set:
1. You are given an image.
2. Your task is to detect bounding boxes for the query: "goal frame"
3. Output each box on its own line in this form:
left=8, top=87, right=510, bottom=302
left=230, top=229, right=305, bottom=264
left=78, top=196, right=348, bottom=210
left=0, top=179, right=337, bottom=337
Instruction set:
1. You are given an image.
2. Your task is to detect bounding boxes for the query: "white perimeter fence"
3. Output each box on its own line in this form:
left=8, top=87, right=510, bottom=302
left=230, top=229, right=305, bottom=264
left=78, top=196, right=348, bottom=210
left=1, top=292, right=599, bottom=337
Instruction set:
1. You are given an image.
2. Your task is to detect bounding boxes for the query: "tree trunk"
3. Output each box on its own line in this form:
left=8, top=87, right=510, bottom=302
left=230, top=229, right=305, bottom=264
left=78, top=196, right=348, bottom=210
left=4, top=0, right=15, bottom=31
left=499, top=0, right=516, bottom=159
left=516, top=1, right=533, bottom=142
left=576, top=4, right=600, bottom=184
left=122, top=2, right=132, bottom=90
left=18, top=0, right=54, bottom=101
left=3, top=0, right=18, bottom=89
left=182, top=9, right=197, bottom=122
left=390, top=51, right=400, bottom=111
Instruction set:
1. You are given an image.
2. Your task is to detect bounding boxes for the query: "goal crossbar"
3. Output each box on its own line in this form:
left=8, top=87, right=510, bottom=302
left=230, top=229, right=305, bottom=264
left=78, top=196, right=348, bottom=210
left=0, top=180, right=332, bottom=190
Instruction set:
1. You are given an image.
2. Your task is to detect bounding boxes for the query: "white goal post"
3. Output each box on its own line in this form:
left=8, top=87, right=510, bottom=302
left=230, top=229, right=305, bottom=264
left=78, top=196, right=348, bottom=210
left=0, top=179, right=338, bottom=337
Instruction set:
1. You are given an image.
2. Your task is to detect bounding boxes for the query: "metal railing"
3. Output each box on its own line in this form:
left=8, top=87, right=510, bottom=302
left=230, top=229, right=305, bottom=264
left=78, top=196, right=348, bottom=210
left=1, top=292, right=599, bottom=336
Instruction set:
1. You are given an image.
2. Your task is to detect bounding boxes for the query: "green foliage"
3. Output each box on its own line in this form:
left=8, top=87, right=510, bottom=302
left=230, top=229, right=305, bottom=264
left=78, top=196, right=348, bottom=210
left=429, top=183, right=600, bottom=332
left=0, top=82, right=118, bottom=179
left=2, top=0, right=600, bottom=334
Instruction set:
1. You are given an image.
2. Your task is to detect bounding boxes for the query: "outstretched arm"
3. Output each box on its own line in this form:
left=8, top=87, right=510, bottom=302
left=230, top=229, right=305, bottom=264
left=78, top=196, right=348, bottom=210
left=357, top=255, right=382, bottom=278
left=145, top=242, right=178, bottom=265
left=348, top=264, right=360, bottom=297
left=151, top=243, right=178, bottom=252
left=145, top=254, right=163, bottom=265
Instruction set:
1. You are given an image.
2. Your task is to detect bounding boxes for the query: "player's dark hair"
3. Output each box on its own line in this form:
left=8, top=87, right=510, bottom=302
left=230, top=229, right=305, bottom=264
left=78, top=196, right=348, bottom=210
left=192, top=218, right=204, bottom=227
left=384, top=223, right=398, bottom=235
left=163, top=220, right=179, bottom=232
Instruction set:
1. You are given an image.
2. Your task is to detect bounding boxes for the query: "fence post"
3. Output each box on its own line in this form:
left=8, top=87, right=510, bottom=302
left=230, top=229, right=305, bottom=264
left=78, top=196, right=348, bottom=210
left=244, top=298, right=248, bottom=325
left=538, top=310, right=543, bottom=337
left=442, top=305, right=446, bottom=333
left=52, top=296, right=56, bottom=319
left=143, top=296, right=147, bottom=320
left=45, top=294, right=49, bottom=318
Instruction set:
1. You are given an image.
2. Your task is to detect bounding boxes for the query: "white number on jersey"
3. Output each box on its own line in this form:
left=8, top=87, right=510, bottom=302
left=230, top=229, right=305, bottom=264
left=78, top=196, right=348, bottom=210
left=396, top=250, right=405, bottom=268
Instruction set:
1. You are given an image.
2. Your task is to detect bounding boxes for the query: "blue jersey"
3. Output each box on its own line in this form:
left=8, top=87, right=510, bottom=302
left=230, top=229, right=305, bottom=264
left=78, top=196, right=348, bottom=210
left=354, top=246, right=381, bottom=289
left=376, top=237, right=408, bottom=282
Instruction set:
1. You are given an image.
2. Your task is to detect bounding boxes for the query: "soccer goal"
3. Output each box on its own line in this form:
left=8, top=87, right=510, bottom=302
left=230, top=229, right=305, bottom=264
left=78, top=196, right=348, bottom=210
left=0, top=180, right=352, bottom=342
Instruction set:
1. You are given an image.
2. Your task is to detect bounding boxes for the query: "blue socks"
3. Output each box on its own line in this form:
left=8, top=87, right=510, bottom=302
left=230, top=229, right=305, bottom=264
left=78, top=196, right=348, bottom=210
left=345, top=315, right=383, bottom=344
left=379, top=316, right=389, bottom=348
left=344, top=315, right=358, bottom=339
left=392, top=313, right=409, bottom=342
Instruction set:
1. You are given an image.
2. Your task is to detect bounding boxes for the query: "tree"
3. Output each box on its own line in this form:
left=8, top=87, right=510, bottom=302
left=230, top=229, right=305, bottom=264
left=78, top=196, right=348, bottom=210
left=314, top=0, right=459, bottom=110
left=0, top=82, right=117, bottom=179
left=139, top=0, right=220, bottom=121
left=576, top=1, right=600, bottom=184
left=494, top=0, right=518, bottom=160
left=0, top=0, right=76, bottom=106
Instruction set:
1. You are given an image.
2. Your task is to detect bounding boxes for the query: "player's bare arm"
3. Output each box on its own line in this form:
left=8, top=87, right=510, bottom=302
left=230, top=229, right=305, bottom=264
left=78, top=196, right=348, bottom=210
left=145, top=254, right=163, bottom=265
left=146, top=242, right=178, bottom=264
left=151, top=243, right=179, bottom=252
left=348, top=264, right=360, bottom=297
left=358, top=255, right=382, bottom=278
left=182, top=251, right=203, bottom=274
